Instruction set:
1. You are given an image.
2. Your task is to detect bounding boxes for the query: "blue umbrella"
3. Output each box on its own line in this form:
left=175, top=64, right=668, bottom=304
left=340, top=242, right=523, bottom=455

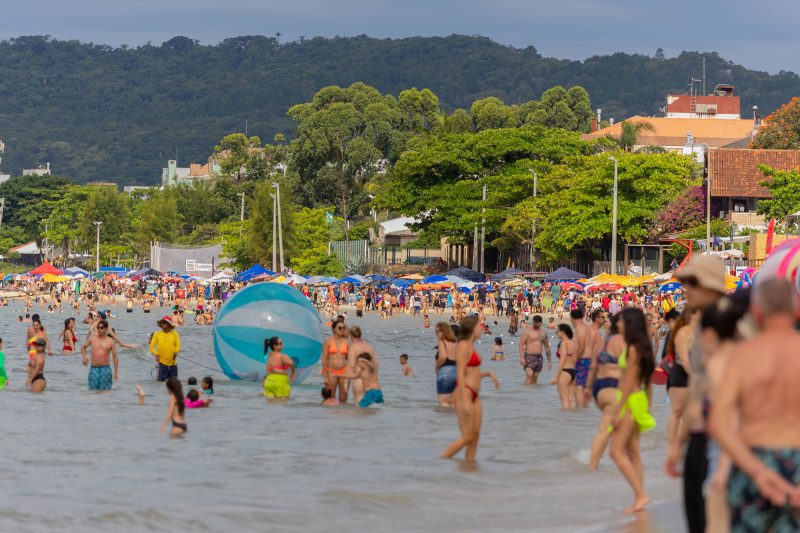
left=658, top=282, right=683, bottom=292
left=422, top=274, right=448, bottom=283
left=336, top=276, right=363, bottom=285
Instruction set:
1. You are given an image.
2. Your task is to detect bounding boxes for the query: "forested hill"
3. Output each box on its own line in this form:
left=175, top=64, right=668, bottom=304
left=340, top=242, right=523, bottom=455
left=1, top=34, right=798, bottom=184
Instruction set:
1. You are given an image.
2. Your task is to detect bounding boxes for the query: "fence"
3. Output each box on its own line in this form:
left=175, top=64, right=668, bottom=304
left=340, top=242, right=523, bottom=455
left=329, top=240, right=443, bottom=269
left=150, top=242, right=223, bottom=275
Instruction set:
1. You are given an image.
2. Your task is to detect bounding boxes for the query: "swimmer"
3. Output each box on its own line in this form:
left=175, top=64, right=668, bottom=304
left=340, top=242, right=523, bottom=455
left=59, top=317, right=79, bottom=354
left=185, top=388, right=212, bottom=408
left=572, top=308, right=593, bottom=408
left=491, top=337, right=505, bottom=360
left=81, top=319, right=119, bottom=391
left=160, top=377, right=187, bottom=435
left=552, top=324, right=577, bottom=409
left=400, top=354, right=414, bottom=377
left=201, top=376, right=214, bottom=395
left=423, top=314, right=430, bottom=328
left=321, top=386, right=339, bottom=406
left=441, top=316, right=500, bottom=461
left=27, top=337, right=47, bottom=393
left=347, top=326, right=377, bottom=402
left=321, top=318, right=350, bottom=403
left=519, top=315, right=551, bottom=384
left=263, top=336, right=296, bottom=399
left=435, top=322, right=458, bottom=407
left=587, top=314, right=623, bottom=469
left=188, top=376, right=198, bottom=386
left=340, top=353, right=383, bottom=408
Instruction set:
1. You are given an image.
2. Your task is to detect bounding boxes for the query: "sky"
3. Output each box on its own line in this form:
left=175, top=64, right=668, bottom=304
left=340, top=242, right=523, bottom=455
left=1, top=0, right=797, bottom=74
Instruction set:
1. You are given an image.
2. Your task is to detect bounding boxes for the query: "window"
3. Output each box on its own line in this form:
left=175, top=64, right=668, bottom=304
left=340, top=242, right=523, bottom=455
left=734, top=200, right=747, bottom=213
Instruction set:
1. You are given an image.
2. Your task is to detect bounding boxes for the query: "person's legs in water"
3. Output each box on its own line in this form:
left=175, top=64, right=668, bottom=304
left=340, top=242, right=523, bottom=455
left=610, top=412, right=650, bottom=514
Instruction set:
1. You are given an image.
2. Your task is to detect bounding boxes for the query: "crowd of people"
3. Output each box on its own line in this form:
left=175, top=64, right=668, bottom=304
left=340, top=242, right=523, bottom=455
left=4, top=255, right=800, bottom=530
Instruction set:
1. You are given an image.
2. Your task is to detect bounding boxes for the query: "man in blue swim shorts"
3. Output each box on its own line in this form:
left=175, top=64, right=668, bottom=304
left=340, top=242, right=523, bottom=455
left=341, top=352, right=383, bottom=408
left=81, top=319, right=118, bottom=391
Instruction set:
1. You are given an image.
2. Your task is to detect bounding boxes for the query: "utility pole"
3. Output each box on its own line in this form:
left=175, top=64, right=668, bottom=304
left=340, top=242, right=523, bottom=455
left=237, top=192, right=245, bottom=237
left=480, top=184, right=487, bottom=273
left=608, top=157, right=619, bottom=275
left=528, top=169, right=538, bottom=270
left=94, top=221, right=103, bottom=273
left=0, top=198, right=5, bottom=228
left=272, top=182, right=284, bottom=271
left=472, top=224, right=478, bottom=270
left=270, top=192, right=277, bottom=272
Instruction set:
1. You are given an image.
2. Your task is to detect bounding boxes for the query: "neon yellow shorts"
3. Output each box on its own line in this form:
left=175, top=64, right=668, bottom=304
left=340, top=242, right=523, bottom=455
left=609, top=389, right=656, bottom=433
left=264, top=373, right=290, bottom=398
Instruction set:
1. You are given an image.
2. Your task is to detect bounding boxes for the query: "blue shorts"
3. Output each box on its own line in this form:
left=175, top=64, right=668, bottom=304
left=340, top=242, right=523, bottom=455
left=359, top=388, right=384, bottom=408
left=88, top=365, right=113, bottom=390
left=436, top=365, right=457, bottom=394
left=158, top=363, right=178, bottom=382
left=575, top=358, right=592, bottom=387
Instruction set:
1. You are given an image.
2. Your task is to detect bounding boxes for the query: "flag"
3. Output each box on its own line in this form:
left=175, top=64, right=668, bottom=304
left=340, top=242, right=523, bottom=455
left=766, top=219, right=776, bottom=255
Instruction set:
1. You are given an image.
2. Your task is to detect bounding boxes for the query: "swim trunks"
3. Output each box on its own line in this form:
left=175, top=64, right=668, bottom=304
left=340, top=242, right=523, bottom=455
left=356, top=309, right=363, bottom=317
left=263, top=373, right=291, bottom=398
left=524, top=352, right=543, bottom=373
left=728, top=447, right=800, bottom=532
left=157, top=363, right=178, bottom=382
left=575, top=358, right=592, bottom=387
left=436, top=365, right=457, bottom=394
left=88, top=365, right=113, bottom=390
left=359, top=388, right=384, bottom=408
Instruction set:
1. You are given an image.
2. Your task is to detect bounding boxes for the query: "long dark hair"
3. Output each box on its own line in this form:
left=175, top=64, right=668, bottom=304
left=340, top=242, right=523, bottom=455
left=621, top=308, right=655, bottom=387
left=458, top=316, right=479, bottom=341
left=264, top=336, right=281, bottom=354
left=63, top=318, right=74, bottom=332
left=166, top=377, right=185, bottom=415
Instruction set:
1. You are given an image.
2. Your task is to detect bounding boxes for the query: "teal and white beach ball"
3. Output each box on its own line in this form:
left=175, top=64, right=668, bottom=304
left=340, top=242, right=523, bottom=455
left=214, top=283, right=323, bottom=383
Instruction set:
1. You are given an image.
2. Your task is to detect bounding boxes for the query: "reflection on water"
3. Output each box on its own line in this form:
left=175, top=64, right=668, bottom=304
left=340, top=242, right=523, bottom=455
left=0, top=305, right=681, bottom=532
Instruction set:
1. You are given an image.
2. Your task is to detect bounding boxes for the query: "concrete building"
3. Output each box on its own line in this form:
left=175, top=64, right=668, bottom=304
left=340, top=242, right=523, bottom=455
left=665, top=84, right=742, bottom=119
left=707, top=148, right=800, bottom=230
left=23, top=163, right=51, bottom=176
left=161, top=157, right=221, bottom=187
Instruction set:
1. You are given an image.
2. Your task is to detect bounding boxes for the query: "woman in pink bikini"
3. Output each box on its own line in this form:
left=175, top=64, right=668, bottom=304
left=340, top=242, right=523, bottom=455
left=442, top=316, right=499, bottom=461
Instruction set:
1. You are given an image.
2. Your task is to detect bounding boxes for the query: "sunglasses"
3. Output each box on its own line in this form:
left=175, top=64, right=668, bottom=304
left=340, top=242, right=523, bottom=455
left=98, top=325, right=107, bottom=330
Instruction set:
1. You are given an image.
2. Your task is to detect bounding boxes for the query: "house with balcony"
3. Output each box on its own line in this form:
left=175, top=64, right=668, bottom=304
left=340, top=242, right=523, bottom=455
left=707, top=148, right=800, bottom=229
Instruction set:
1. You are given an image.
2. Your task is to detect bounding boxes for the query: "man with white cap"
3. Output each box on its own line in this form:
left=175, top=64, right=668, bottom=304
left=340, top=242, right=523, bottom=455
left=149, top=315, right=180, bottom=381
left=665, top=254, right=726, bottom=533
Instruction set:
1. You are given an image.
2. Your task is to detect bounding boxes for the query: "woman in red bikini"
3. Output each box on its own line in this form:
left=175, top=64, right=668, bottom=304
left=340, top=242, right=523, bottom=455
left=441, top=316, right=499, bottom=461
left=321, top=318, right=350, bottom=403
left=59, top=317, right=79, bottom=354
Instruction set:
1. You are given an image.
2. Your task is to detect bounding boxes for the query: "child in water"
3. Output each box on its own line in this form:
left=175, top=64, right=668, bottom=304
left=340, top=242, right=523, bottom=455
left=320, top=386, right=339, bottom=406
left=491, top=337, right=505, bottom=360
left=160, top=377, right=187, bottom=435
left=399, top=354, right=415, bottom=377
left=341, top=353, right=383, bottom=408
left=201, top=376, right=214, bottom=395
left=423, top=314, right=430, bottom=328
left=185, top=388, right=212, bottom=408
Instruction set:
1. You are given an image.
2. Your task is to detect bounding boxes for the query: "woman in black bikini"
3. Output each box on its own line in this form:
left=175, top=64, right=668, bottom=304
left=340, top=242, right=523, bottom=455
left=27, top=338, right=47, bottom=392
left=161, top=377, right=187, bottom=435
left=441, top=316, right=499, bottom=461
left=666, top=310, right=696, bottom=454
left=552, top=324, right=577, bottom=409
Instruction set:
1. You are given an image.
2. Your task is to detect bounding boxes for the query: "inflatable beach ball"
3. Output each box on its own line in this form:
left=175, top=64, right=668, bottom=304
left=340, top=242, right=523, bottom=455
left=214, top=283, right=323, bottom=384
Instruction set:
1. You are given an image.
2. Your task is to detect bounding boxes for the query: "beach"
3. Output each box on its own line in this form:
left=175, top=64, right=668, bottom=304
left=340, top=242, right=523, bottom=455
left=0, top=303, right=683, bottom=532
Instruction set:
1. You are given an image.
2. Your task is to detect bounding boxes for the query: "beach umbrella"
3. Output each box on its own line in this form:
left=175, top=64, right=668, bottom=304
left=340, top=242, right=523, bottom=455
left=422, top=274, right=448, bottom=284
left=658, top=282, right=683, bottom=292
left=400, top=273, right=424, bottom=280
left=336, top=276, right=363, bottom=285
left=560, top=282, right=584, bottom=291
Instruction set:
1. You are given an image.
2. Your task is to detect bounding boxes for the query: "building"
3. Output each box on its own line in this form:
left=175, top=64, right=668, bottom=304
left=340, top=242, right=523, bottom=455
left=583, top=116, right=757, bottom=163
left=666, top=84, right=742, bottom=119
left=123, top=185, right=154, bottom=194
left=161, top=157, right=221, bottom=187
left=22, top=163, right=51, bottom=176
left=707, top=148, right=800, bottom=229
left=0, top=139, right=8, bottom=183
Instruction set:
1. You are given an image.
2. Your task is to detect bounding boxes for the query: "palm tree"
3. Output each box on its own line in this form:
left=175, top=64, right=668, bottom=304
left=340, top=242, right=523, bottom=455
left=617, top=120, right=656, bottom=152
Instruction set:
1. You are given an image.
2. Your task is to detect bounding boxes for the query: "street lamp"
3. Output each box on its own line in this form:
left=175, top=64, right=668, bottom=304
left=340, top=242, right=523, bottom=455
left=702, top=143, right=711, bottom=253
left=608, top=157, right=619, bottom=275
left=270, top=192, right=277, bottom=272
left=93, top=221, right=103, bottom=273
left=41, top=219, right=49, bottom=263
left=271, top=182, right=284, bottom=271
left=528, top=169, right=538, bottom=270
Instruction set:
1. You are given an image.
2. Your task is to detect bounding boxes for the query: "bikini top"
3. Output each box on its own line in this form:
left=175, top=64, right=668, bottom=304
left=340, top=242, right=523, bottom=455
left=328, top=339, right=348, bottom=356
left=618, top=348, right=628, bottom=370
left=597, top=335, right=619, bottom=365
left=267, top=355, right=291, bottom=372
left=467, top=351, right=481, bottom=367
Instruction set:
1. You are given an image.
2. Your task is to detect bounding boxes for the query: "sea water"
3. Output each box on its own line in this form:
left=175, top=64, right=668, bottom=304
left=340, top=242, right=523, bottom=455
left=0, top=305, right=683, bottom=532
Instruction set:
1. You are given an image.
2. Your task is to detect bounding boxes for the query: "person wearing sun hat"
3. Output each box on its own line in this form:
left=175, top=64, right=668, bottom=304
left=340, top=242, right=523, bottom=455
left=149, top=315, right=181, bottom=381
left=666, top=254, right=726, bottom=533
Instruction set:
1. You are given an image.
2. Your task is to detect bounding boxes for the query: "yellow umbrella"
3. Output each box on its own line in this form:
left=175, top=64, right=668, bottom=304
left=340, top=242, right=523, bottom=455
left=270, top=275, right=288, bottom=283
left=43, top=273, right=68, bottom=282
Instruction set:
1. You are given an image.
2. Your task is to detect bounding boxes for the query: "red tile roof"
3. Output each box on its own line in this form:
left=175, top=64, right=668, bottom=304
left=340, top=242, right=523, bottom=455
left=708, top=148, right=800, bottom=198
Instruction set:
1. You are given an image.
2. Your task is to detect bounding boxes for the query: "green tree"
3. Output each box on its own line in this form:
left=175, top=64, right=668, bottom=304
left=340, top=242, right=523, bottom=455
left=398, top=88, right=440, bottom=131
left=533, top=152, right=695, bottom=260
left=132, top=189, right=180, bottom=255
left=214, top=133, right=263, bottom=181
left=44, top=184, right=92, bottom=256
left=470, top=97, right=518, bottom=131
left=79, top=186, right=131, bottom=247
left=247, top=179, right=295, bottom=270
left=757, top=166, right=800, bottom=224
left=290, top=207, right=344, bottom=276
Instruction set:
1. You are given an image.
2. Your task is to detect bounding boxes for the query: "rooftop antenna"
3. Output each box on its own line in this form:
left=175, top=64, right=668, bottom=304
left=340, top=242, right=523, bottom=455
left=702, top=57, right=706, bottom=94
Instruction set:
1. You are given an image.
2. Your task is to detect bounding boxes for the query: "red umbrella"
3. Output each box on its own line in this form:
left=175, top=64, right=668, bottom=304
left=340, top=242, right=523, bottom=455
left=560, top=282, right=584, bottom=291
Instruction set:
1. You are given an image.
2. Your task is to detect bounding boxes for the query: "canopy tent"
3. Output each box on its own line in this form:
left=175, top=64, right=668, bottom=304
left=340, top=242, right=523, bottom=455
left=349, top=274, right=369, bottom=283
left=422, top=274, right=448, bottom=284
left=543, top=267, right=586, bottom=281
left=209, top=270, right=235, bottom=282
left=235, top=264, right=276, bottom=283
left=445, top=266, right=486, bottom=282
left=445, top=275, right=471, bottom=287
left=63, top=267, right=89, bottom=276
left=306, top=275, right=338, bottom=285
left=336, top=276, right=364, bottom=285
left=492, top=267, right=524, bottom=280
left=30, top=262, right=64, bottom=276
left=128, top=267, right=162, bottom=278
left=392, top=278, right=414, bottom=287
